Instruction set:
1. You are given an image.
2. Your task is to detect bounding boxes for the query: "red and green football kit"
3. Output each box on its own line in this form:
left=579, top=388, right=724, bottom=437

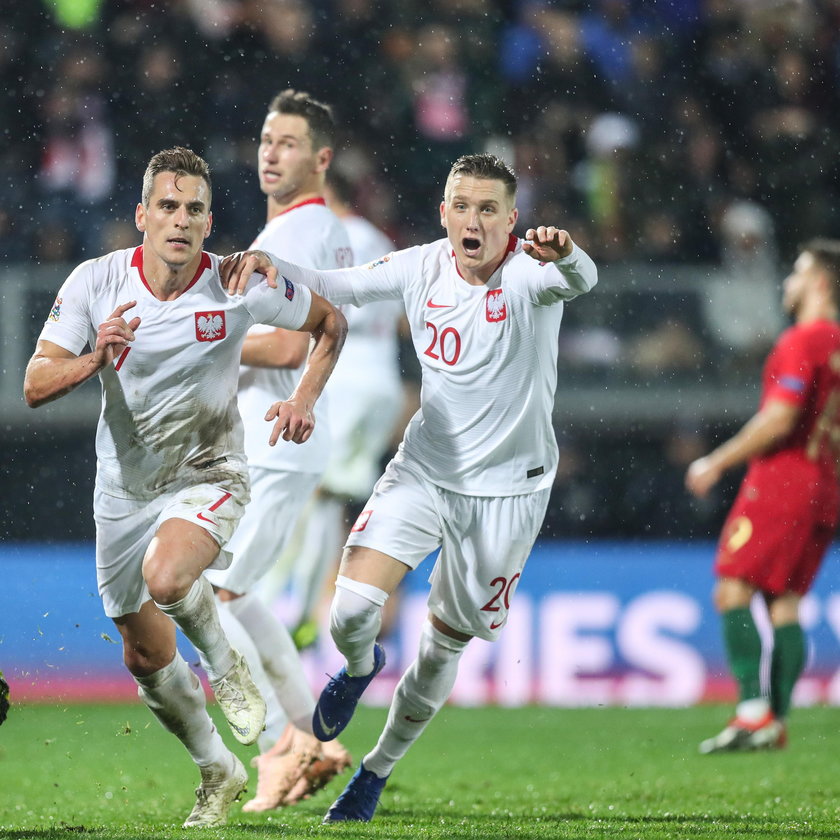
left=715, top=319, right=840, bottom=595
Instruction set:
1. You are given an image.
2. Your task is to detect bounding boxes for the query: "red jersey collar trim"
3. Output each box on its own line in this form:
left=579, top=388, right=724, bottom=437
left=451, top=233, right=519, bottom=280
left=275, top=197, right=327, bottom=216
left=131, top=246, right=211, bottom=297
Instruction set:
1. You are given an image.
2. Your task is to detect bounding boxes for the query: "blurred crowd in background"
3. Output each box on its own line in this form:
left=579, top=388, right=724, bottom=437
left=3, top=0, right=839, bottom=541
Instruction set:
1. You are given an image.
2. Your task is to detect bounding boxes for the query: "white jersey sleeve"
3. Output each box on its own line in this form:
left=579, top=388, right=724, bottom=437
left=38, top=261, right=97, bottom=354
left=241, top=274, right=312, bottom=331
left=520, top=242, right=599, bottom=305
left=268, top=245, right=414, bottom=306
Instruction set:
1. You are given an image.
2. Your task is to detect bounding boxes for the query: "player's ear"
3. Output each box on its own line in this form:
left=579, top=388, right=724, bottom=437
left=315, top=147, right=333, bottom=173
left=204, top=211, right=213, bottom=240
left=507, top=206, right=519, bottom=232
left=135, top=203, right=146, bottom=233
left=440, top=200, right=447, bottom=229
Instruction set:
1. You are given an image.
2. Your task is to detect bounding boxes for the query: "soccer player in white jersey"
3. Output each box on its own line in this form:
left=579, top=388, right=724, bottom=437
left=203, top=90, right=353, bottom=811
left=282, top=168, right=405, bottom=649
left=220, top=152, right=598, bottom=822
left=22, top=147, right=347, bottom=829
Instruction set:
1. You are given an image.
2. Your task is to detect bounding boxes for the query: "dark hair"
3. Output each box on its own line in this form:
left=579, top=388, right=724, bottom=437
left=142, top=147, right=211, bottom=207
left=325, top=169, right=355, bottom=205
left=267, top=89, right=335, bottom=150
left=802, top=238, right=840, bottom=301
left=445, top=153, right=517, bottom=204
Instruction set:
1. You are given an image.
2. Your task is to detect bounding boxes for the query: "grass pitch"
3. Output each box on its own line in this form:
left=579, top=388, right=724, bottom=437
left=1, top=702, right=838, bottom=839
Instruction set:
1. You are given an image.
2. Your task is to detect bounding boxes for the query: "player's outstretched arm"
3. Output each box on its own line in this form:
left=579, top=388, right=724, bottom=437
left=522, top=226, right=574, bottom=261
left=685, top=400, right=800, bottom=498
left=24, top=302, right=141, bottom=408
left=264, top=290, right=347, bottom=446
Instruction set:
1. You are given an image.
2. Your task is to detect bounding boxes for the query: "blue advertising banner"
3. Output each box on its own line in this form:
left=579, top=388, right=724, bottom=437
left=2, top=540, right=839, bottom=707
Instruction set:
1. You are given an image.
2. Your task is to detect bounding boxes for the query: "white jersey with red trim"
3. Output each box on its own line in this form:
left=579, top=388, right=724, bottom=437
left=238, top=198, right=352, bottom=473
left=268, top=235, right=597, bottom=496
left=37, top=245, right=312, bottom=501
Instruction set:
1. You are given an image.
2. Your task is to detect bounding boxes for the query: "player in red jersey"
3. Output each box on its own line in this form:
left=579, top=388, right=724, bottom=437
left=686, top=238, right=840, bottom=753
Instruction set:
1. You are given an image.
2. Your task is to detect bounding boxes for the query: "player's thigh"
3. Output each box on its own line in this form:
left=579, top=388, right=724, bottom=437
left=94, top=488, right=164, bottom=619
left=345, top=459, right=443, bottom=574
left=715, top=489, right=828, bottom=596
left=429, top=488, right=551, bottom=642
left=786, top=521, right=835, bottom=595
left=144, top=482, right=247, bottom=597
left=205, top=468, right=319, bottom=594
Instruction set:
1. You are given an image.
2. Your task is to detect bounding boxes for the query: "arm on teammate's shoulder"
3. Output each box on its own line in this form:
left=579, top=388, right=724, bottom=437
left=219, top=248, right=400, bottom=307
left=685, top=399, right=801, bottom=498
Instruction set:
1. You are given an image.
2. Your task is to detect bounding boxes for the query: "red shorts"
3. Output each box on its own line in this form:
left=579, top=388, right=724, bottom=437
left=714, top=460, right=837, bottom=596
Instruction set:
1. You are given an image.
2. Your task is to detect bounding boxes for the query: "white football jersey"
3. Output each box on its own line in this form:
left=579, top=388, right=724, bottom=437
left=38, top=246, right=312, bottom=500
left=238, top=198, right=352, bottom=473
left=268, top=235, right=597, bottom=496
left=331, top=213, right=402, bottom=391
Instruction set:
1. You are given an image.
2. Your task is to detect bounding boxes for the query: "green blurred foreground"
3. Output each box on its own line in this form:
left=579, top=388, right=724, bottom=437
left=1, top=702, right=838, bottom=839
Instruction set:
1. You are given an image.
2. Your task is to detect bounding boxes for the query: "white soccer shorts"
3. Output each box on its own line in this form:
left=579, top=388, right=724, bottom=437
left=320, top=376, right=402, bottom=501
left=94, top=481, right=247, bottom=618
left=346, top=458, right=551, bottom=641
left=204, top=466, right=320, bottom=595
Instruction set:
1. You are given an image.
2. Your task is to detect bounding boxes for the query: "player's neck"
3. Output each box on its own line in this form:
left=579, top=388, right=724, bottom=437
left=795, top=289, right=838, bottom=324
left=266, top=188, right=324, bottom=221
left=142, top=252, right=203, bottom=300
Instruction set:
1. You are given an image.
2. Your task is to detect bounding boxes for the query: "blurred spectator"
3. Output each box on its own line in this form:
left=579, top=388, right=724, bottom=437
left=702, top=199, right=786, bottom=369
left=36, top=40, right=116, bottom=259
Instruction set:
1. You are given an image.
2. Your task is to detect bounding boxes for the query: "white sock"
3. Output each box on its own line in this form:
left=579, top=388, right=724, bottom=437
left=135, top=652, right=228, bottom=767
left=287, top=495, right=344, bottom=626
left=364, top=621, right=467, bottom=779
left=330, top=575, right=388, bottom=677
left=736, top=697, right=771, bottom=724
left=214, top=599, right=288, bottom=751
left=156, top=576, right=235, bottom=681
left=227, top=593, right=313, bottom=733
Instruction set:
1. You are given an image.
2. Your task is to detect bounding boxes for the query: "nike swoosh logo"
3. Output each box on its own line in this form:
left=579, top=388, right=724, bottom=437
left=316, top=706, right=337, bottom=737
left=229, top=721, right=250, bottom=737
left=404, top=714, right=431, bottom=723
left=426, top=299, right=452, bottom=308
left=196, top=512, right=217, bottom=524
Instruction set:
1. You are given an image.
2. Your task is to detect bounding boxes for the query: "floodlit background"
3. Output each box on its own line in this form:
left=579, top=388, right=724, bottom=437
left=2, top=0, right=840, bottom=704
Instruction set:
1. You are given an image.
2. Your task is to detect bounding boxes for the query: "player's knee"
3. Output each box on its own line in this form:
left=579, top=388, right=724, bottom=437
left=329, top=576, right=388, bottom=642
left=123, top=642, right=172, bottom=677
left=714, top=577, right=754, bottom=613
left=417, top=620, right=469, bottom=673
left=143, top=560, right=192, bottom=605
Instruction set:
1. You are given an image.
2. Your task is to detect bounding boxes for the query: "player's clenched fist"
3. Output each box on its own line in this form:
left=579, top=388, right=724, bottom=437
left=94, top=301, right=141, bottom=367
left=266, top=397, right=315, bottom=446
left=522, top=226, right=574, bottom=262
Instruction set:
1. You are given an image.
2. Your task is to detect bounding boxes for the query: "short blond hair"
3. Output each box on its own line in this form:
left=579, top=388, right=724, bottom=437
left=444, top=153, right=517, bottom=205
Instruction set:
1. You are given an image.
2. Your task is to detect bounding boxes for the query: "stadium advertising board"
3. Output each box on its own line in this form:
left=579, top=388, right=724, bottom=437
left=3, top=541, right=839, bottom=707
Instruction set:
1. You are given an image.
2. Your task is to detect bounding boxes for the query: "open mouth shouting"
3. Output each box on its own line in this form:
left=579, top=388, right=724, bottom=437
left=462, top=237, right=481, bottom=257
